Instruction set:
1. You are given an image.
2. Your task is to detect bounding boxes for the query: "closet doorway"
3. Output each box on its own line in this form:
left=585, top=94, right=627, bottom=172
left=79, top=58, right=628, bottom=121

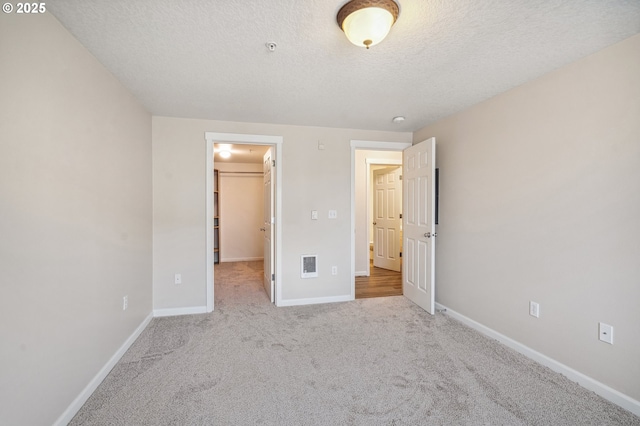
left=205, top=132, right=283, bottom=311
left=214, top=144, right=268, bottom=265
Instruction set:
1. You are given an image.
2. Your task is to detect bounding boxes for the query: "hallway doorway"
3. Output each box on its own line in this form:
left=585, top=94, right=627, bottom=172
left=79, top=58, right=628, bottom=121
left=352, top=144, right=408, bottom=300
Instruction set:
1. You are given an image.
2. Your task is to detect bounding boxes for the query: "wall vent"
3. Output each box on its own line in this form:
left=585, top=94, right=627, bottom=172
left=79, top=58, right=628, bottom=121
left=301, top=255, right=318, bottom=278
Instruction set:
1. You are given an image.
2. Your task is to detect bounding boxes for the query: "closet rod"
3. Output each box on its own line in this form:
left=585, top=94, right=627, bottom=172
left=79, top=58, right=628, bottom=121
left=218, top=171, right=262, bottom=175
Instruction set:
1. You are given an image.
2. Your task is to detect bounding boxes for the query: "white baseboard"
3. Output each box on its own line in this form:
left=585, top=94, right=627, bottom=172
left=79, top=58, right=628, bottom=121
left=435, top=303, right=640, bottom=417
left=53, top=312, right=153, bottom=426
left=355, top=271, right=368, bottom=277
left=220, top=257, right=264, bottom=262
left=277, top=294, right=353, bottom=307
left=153, top=306, right=208, bottom=317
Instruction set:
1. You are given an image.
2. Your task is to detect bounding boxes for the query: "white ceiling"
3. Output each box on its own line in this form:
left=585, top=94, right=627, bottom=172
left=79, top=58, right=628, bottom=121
left=47, top=0, right=640, bottom=132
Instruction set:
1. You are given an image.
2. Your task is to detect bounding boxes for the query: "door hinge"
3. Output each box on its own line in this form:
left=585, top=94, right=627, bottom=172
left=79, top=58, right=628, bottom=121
left=399, top=175, right=402, bottom=180
left=272, top=160, right=276, bottom=167
left=399, top=213, right=402, bottom=219
left=271, top=273, right=275, bottom=281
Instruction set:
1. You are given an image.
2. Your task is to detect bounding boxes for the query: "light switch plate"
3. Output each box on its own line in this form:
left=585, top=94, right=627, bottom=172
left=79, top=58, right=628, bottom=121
left=311, top=210, right=318, bottom=220
left=529, top=301, right=539, bottom=318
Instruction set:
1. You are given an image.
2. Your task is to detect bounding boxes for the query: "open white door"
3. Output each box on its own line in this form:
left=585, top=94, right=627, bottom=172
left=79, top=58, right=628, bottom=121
left=373, top=166, right=402, bottom=272
left=263, top=149, right=275, bottom=302
left=403, top=138, right=436, bottom=314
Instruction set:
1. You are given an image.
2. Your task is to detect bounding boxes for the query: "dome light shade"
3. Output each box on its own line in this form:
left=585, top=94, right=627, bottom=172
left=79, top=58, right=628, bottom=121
left=337, top=0, right=399, bottom=49
left=216, top=143, right=232, bottom=159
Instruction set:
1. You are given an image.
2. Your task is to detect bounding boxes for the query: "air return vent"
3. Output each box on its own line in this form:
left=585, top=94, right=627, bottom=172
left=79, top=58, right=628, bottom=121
left=301, top=255, right=318, bottom=278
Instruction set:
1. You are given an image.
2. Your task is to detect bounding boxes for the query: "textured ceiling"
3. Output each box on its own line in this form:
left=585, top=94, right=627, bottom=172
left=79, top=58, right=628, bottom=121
left=47, top=0, right=640, bottom=132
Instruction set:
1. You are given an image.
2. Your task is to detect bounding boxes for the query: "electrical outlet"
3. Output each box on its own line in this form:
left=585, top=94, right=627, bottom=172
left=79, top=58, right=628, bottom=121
left=328, top=210, right=337, bottom=219
left=331, top=266, right=338, bottom=275
left=123, top=295, right=128, bottom=311
left=599, top=322, right=613, bottom=344
left=175, top=274, right=182, bottom=285
left=529, top=301, right=540, bottom=318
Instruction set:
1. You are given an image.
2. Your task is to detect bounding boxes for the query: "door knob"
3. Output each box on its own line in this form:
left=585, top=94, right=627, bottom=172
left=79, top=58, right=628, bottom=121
left=260, top=227, right=266, bottom=231
left=424, top=232, right=431, bottom=238
left=373, top=222, right=377, bottom=225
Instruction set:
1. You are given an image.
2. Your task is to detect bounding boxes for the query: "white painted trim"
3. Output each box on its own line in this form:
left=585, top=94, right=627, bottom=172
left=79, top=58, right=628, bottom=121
left=278, top=294, right=353, bottom=307
left=205, top=132, right=283, bottom=311
left=53, top=312, right=154, bottom=426
left=350, top=140, right=412, bottom=301
left=355, top=270, right=368, bottom=277
left=350, top=145, right=356, bottom=301
left=221, top=257, right=264, bottom=262
left=206, top=140, right=214, bottom=312
left=205, top=132, right=282, bottom=144
left=435, top=303, right=640, bottom=417
left=153, top=306, right=208, bottom=317
left=351, top=140, right=412, bottom=150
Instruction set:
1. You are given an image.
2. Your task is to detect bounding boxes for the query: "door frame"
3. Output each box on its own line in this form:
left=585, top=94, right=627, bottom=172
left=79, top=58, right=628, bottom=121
left=350, top=140, right=412, bottom=299
left=205, top=132, right=283, bottom=311
left=366, top=159, right=402, bottom=276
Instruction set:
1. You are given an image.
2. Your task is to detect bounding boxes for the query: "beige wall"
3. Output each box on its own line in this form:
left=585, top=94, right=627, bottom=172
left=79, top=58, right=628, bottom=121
left=152, top=117, right=410, bottom=308
left=216, top=163, right=263, bottom=261
left=354, top=150, right=403, bottom=274
left=414, top=34, right=640, bottom=401
left=4, top=10, right=636, bottom=424
left=0, top=13, right=152, bottom=426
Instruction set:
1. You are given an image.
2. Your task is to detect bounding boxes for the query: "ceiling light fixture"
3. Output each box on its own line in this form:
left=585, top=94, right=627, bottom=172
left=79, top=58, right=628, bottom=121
left=392, top=116, right=405, bottom=123
left=337, top=0, right=400, bottom=49
left=216, top=144, right=232, bottom=159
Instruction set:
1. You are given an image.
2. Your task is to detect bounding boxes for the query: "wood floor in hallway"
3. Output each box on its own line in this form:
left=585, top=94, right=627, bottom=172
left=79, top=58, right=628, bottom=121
left=355, top=260, right=402, bottom=299
left=216, top=261, right=402, bottom=301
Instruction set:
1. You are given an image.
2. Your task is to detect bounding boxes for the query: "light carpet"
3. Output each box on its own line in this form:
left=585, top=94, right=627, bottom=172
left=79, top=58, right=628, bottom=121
left=71, top=261, right=640, bottom=425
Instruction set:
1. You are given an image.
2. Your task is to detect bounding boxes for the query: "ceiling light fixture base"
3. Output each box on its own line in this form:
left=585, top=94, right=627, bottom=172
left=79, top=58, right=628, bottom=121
left=337, top=0, right=400, bottom=49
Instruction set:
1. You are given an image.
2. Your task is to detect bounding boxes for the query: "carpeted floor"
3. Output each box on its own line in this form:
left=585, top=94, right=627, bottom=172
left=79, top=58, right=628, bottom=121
left=70, top=261, right=640, bottom=425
